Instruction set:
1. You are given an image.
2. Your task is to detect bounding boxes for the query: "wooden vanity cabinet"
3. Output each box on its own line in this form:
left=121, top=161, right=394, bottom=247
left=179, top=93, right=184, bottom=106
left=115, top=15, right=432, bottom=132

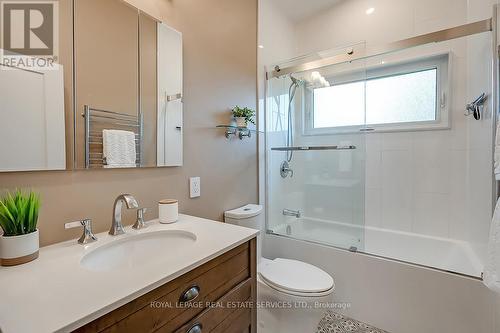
left=74, top=238, right=257, bottom=333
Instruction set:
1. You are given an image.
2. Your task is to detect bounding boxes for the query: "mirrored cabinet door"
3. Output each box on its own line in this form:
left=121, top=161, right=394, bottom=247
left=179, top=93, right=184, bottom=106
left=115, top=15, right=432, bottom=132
left=0, top=0, right=184, bottom=172
left=73, top=0, right=183, bottom=169
left=74, top=0, right=139, bottom=169
left=140, top=12, right=158, bottom=167
left=0, top=63, right=65, bottom=172
left=157, top=23, right=183, bottom=167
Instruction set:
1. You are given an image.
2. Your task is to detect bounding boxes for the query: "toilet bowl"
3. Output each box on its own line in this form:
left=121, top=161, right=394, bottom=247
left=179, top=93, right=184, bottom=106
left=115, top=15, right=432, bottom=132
left=224, top=204, right=335, bottom=333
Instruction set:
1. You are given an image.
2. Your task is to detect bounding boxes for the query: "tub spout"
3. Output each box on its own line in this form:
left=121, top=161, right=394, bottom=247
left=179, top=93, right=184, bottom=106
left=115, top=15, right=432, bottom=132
left=283, top=209, right=301, bottom=218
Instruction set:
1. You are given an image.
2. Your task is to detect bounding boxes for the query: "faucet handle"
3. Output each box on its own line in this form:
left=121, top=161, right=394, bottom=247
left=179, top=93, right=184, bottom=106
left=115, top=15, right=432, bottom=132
left=132, top=208, right=148, bottom=230
left=65, top=219, right=98, bottom=245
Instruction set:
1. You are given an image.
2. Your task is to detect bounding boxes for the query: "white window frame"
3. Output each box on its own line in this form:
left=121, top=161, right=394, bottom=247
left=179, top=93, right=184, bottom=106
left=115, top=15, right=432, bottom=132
left=302, top=53, right=451, bottom=135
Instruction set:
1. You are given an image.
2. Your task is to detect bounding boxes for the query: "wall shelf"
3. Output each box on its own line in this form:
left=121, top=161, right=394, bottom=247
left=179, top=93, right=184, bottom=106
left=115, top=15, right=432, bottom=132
left=216, top=125, right=256, bottom=140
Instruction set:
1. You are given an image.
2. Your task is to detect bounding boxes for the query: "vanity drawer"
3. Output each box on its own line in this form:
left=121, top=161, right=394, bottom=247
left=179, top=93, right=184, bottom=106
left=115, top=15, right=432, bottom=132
left=75, top=239, right=256, bottom=333
left=166, top=278, right=252, bottom=333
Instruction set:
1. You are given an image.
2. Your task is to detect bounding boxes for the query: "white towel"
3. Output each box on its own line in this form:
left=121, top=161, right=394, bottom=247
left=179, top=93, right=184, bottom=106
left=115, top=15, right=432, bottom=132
left=102, top=130, right=137, bottom=168
left=495, top=120, right=500, bottom=180
left=484, top=199, right=500, bottom=294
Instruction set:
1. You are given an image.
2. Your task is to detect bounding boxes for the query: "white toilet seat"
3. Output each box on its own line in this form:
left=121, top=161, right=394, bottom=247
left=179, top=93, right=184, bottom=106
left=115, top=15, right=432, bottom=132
left=223, top=205, right=334, bottom=333
left=258, top=258, right=335, bottom=297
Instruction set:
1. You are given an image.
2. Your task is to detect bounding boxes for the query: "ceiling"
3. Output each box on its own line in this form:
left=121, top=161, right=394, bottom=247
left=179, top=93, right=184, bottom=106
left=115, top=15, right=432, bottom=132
left=269, top=0, right=343, bottom=23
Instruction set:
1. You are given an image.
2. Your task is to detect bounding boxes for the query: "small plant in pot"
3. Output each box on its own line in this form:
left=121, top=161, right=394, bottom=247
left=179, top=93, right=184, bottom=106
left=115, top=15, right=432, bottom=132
left=0, top=190, right=40, bottom=266
left=232, top=106, right=256, bottom=128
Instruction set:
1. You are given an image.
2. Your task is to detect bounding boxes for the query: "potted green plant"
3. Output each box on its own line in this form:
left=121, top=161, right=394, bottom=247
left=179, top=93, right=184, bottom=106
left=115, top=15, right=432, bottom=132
left=0, top=190, right=40, bottom=266
left=232, top=106, right=256, bottom=128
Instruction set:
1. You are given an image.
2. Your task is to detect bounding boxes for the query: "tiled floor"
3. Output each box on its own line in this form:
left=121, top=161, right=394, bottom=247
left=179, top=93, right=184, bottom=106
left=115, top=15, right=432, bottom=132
left=317, top=311, right=389, bottom=333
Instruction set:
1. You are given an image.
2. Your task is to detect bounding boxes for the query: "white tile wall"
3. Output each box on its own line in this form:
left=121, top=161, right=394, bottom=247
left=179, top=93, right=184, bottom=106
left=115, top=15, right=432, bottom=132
left=467, top=148, right=495, bottom=244
left=448, top=149, right=468, bottom=239
left=365, top=188, right=382, bottom=227
left=381, top=150, right=414, bottom=231
left=364, top=146, right=381, bottom=189
left=287, top=0, right=496, bottom=246
left=413, top=133, right=452, bottom=195
left=413, top=192, right=450, bottom=236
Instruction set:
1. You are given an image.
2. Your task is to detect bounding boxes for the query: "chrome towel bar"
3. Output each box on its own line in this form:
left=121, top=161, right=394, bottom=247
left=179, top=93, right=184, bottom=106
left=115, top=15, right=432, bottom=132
left=83, top=105, right=143, bottom=168
left=271, top=145, right=356, bottom=151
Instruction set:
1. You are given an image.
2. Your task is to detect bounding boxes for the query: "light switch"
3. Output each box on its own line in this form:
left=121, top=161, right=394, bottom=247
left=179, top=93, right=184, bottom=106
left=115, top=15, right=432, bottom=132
left=190, top=177, right=201, bottom=198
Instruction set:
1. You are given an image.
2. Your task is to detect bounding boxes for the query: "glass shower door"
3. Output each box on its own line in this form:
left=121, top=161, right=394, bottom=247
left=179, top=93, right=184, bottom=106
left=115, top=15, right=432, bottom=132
left=265, top=59, right=367, bottom=252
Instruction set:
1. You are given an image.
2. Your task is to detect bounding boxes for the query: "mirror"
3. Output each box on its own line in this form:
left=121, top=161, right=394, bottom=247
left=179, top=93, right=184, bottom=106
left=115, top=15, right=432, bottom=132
left=73, top=0, right=183, bottom=169
left=0, top=59, right=66, bottom=172
left=0, top=0, right=183, bottom=172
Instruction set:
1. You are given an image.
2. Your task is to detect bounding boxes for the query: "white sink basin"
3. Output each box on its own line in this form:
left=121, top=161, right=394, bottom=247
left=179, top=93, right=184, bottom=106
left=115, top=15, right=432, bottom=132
left=80, top=230, right=197, bottom=272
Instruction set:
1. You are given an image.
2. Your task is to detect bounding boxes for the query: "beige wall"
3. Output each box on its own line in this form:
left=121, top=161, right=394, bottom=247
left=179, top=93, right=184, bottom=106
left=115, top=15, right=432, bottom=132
left=0, top=0, right=258, bottom=246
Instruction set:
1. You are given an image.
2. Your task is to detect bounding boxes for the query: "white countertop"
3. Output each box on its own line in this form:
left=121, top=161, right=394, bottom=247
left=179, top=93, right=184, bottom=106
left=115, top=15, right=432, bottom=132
left=0, top=215, right=259, bottom=333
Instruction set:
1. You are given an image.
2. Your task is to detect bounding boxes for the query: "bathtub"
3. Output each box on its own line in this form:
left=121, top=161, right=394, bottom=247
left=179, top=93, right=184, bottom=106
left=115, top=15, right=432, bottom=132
left=265, top=217, right=496, bottom=333
left=271, top=217, right=484, bottom=277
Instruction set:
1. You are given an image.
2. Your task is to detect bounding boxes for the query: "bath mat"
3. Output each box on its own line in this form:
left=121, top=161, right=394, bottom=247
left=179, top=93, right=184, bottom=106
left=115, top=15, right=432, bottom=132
left=317, top=310, right=389, bottom=333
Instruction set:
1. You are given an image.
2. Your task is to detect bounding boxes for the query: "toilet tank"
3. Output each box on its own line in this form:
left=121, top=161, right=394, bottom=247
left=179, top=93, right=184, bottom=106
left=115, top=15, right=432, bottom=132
left=224, top=204, right=264, bottom=229
left=225, top=204, right=264, bottom=261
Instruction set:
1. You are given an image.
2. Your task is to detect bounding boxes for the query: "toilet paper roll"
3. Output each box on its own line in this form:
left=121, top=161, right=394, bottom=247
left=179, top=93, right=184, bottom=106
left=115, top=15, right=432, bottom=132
left=159, top=199, right=179, bottom=224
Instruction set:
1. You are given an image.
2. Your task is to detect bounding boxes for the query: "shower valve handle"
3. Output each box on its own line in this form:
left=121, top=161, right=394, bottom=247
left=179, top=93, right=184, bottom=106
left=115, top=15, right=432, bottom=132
left=280, top=161, right=293, bottom=178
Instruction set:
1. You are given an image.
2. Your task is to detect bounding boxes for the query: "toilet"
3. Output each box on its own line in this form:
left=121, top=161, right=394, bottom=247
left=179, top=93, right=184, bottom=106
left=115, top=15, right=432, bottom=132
left=225, top=204, right=335, bottom=333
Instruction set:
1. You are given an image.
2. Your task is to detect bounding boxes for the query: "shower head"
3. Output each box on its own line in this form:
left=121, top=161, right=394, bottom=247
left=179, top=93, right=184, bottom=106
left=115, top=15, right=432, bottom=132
left=290, top=75, right=303, bottom=86
left=290, top=73, right=330, bottom=88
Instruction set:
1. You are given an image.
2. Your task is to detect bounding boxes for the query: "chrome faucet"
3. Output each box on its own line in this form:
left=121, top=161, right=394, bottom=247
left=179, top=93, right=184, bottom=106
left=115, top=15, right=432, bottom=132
left=110, top=194, right=139, bottom=236
left=283, top=209, right=301, bottom=218
left=132, top=208, right=148, bottom=230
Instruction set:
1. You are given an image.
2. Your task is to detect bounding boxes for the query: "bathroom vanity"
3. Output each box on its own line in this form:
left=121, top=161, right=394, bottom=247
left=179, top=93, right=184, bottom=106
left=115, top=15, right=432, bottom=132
left=0, top=215, right=258, bottom=333
left=77, top=241, right=255, bottom=333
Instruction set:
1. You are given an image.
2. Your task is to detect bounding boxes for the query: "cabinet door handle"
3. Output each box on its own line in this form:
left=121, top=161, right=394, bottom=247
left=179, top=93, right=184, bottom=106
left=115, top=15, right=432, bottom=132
left=187, top=323, right=202, bottom=333
left=179, top=285, right=200, bottom=303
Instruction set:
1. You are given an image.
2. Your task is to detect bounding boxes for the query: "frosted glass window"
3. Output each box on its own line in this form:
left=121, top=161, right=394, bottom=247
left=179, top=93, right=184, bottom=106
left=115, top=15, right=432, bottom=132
left=313, top=81, right=365, bottom=128
left=312, top=68, right=438, bottom=129
left=366, top=69, right=437, bottom=125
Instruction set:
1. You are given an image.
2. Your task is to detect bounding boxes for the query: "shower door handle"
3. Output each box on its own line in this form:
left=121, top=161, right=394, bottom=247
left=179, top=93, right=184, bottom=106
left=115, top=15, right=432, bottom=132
left=359, top=127, right=375, bottom=132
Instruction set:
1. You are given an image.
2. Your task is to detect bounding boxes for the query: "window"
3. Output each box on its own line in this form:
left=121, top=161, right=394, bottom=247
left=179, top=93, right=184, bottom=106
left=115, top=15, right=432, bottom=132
left=306, top=54, right=449, bottom=134
left=314, top=81, right=365, bottom=128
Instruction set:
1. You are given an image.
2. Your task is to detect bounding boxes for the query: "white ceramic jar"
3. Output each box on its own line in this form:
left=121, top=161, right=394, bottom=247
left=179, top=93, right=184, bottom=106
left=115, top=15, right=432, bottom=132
left=159, top=199, right=179, bottom=224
